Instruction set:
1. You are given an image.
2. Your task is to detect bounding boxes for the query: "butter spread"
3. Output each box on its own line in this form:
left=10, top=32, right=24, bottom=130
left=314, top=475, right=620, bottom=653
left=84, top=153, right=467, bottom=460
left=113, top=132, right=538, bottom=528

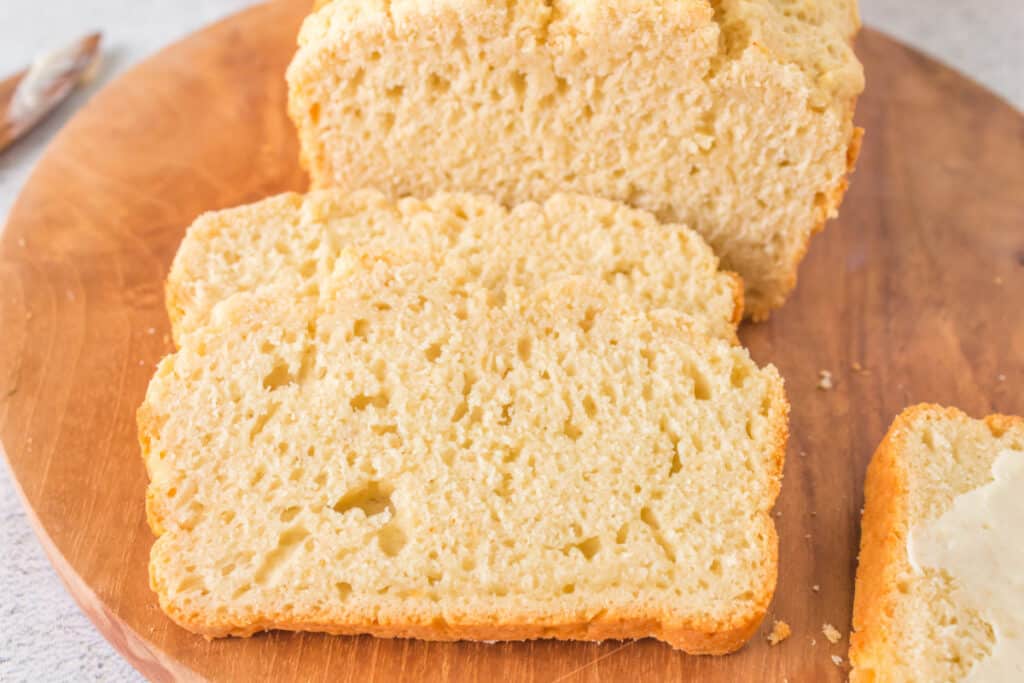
left=908, top=449, right=1024, bottom=682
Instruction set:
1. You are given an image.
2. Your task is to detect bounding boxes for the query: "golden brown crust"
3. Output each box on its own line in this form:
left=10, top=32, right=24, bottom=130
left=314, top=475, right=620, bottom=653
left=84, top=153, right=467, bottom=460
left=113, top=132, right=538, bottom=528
left=849, top=404, right=1024, bottom=682
left=137, top=401, right=168, bottom=537
left=164, top=278, right=188, bottom=346
left=153, top=597, right=765, bottom=654
left=726, top=270, right=746, bottom=332
left=746, top=118, right=863, bottom=322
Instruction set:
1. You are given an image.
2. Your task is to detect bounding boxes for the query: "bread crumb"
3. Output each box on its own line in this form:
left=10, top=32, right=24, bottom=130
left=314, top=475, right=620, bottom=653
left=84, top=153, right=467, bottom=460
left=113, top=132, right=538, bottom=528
left=766, top=619, right=791, bottom=645
left=147, top=327, right=156, bottom=335
left=994, top=276, right=1004, bottom=285
left=810, top=637, right=817, bottom=646
left=998, top=374, right=1006, bottom=382
left=812, top=584, right=820, bottom=592
left=851, top=361, right=870, bottom=375
left=831, top=654, right=844, bottom=667
left=823, top=623, right=842, bottom=643
left=775, top=510, right=782, bottom=517
left=17, top=238, right=26, bottom=248
left=799, top=450, right=807, bottom=457
left=817, top=370, right=833, bottom=390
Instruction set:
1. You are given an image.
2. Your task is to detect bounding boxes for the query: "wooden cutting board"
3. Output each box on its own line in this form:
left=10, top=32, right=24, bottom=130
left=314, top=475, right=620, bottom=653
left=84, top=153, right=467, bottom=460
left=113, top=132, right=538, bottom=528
left=1, top=1, right=1022, bottom=680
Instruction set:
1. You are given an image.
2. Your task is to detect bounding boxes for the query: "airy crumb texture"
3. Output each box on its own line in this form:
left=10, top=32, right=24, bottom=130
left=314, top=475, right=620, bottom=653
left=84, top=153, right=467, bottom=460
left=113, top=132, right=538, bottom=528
left=287, top=0, right=864, bottom=318
left=140, top=258, right=789, bottom=652
left=767, top=619, right=791, bottom=645
left=823, top=622, right=842, bottom=644
left=167, top=190, right=741, bottom=345
left=850, top=404, right=1024, bottom=682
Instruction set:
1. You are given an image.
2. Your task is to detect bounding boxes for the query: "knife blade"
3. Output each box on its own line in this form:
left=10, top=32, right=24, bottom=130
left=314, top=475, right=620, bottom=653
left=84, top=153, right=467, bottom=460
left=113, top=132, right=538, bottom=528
left=0, top=32, right=102, bottom=152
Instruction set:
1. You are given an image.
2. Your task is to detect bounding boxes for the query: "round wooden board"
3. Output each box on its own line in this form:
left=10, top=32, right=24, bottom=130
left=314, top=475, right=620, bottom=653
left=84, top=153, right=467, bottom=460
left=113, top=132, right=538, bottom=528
left=1, top=1, right=1022, bottom=680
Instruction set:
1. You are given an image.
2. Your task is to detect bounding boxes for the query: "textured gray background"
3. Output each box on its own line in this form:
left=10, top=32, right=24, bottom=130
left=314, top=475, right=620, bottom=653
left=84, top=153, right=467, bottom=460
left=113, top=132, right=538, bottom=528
left=1, top=1, right=1021, bottom=681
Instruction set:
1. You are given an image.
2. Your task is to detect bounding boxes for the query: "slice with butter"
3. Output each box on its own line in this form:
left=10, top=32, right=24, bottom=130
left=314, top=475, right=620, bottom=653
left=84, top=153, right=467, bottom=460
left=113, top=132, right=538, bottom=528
left=850, top=405, right=1024, bottom=683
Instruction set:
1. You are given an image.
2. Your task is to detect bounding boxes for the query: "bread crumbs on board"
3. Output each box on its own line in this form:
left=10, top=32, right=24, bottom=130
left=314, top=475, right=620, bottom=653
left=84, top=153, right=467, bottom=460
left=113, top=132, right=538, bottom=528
left=831, top=655, right=844, bottom=667
left=766, top=620, right=791, bottom=645
left=817, top=370, right=834, bottom=390
left=822, top=623, right=842, bottom=643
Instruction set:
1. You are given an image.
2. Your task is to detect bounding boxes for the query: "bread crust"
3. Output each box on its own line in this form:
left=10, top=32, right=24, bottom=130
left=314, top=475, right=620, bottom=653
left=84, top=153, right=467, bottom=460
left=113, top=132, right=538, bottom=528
left=849, top=404, right=1024, bottom=682
left=749, top=120, right=863, bottom=321
left=149, top=588, right=765, bottom=655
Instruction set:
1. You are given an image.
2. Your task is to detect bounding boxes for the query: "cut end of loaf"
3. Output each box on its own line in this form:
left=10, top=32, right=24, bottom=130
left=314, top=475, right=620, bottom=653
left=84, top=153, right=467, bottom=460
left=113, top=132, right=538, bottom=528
left=142, top=257, right=788, bottom=652
left=289, top=0, right=863, bottom=317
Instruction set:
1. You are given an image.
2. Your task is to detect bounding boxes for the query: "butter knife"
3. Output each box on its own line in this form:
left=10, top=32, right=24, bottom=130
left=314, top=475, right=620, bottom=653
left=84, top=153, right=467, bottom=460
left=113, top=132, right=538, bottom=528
left=0, top=32, right=102, bottom=152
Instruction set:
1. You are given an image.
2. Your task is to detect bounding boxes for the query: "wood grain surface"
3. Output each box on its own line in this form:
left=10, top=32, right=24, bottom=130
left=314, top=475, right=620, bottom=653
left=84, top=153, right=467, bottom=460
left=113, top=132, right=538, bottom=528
left=1, top=1, right=1022, bottom=680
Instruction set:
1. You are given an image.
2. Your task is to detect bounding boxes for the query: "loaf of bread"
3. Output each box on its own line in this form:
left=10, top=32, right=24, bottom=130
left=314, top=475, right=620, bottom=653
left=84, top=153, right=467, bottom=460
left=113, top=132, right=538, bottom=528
left=287, top=0, right=864, bottom=318
left=166, top=189, right=741, bottom=344
left=140, top=257, right=788, bottom=652
left=850, top=405, right=1024, bottom=681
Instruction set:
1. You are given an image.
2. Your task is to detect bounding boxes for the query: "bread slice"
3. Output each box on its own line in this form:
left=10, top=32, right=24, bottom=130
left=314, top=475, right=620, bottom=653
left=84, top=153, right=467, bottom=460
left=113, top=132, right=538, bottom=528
left=850, top=405, right=1024, bottom=682
left=286, top=0, right=864, bottom=318
left=140, top=257, right=788, bottom=652
left=166, top=189, right=742, bottom=344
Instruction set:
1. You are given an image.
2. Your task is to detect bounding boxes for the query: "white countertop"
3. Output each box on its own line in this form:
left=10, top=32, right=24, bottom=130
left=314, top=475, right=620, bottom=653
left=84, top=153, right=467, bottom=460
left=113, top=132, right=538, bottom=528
left=0, top=1, right=1021, bottom=681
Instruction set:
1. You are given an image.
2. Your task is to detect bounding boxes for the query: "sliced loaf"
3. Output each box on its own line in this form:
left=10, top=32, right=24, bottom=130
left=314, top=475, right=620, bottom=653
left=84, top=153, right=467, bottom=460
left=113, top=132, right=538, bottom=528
left=166, top=190, right=741, bottom=344
left=286, top=0, right=864, bottom=318
left=140, top=257, right=788, bottom=652
left=850, top=404, right=1024, bottom=682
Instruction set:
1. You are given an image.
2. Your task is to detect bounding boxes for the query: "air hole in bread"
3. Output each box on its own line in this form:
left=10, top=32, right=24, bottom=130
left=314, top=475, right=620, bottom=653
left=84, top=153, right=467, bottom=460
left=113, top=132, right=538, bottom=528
left=640, top=507, right=676, bottom=563
left=332, top=481, right=394, bottom=518
left=686, top=365, right=712, bottom=401
left=250, top=402, right=280, bottom=439
left=262, top=362, right=294, bottom=390
left=377, top=523, right=407, bottom=556
left=350, top=391, right=389, bottom=412
left=731, top=363, right=751, bottom=388
left=351, top=319, right=370, bottom=339
left=424, top=341, right=444, bottom=362
left=579, top=307, right=597, bottom=334
left=254, top=526, right=309, bottom=586
left=427, top=73, right=450, bottom=95
left=510, top=71, right=527, bottom=98
left=568, top=536, right=601, bottom=560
